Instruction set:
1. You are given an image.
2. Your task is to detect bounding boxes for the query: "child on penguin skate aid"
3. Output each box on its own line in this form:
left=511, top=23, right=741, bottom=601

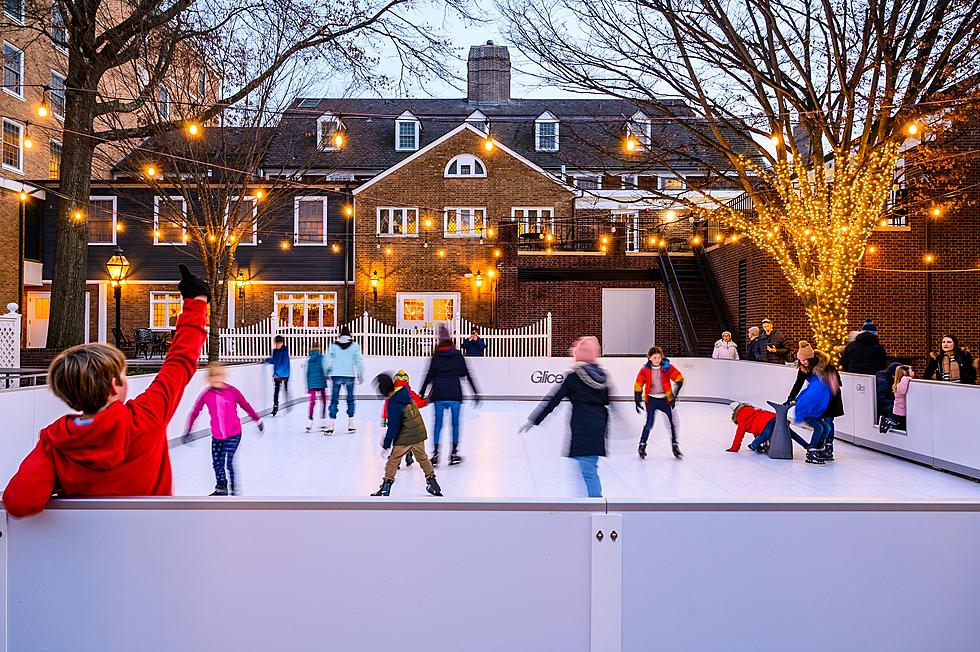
left=371, top=372, right=442, bottom=497
left=633, top=346, right=684, bottom=459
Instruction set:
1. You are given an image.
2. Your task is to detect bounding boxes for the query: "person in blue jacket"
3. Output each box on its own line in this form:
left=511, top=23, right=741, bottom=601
left=461, top=327, right=487, bottom=357
left=790, top=347, right=836, bottom=465
left=264, top=335, right=290, bottom=416
left=305, top=344, right=327, bottom=432
left=325, top=326, right=364, bottom=434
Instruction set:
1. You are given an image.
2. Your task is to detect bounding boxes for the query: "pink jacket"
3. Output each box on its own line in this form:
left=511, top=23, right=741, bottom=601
left=186, top=385, right=261, bottom=440
left=893, top=376, right=910, bottom=417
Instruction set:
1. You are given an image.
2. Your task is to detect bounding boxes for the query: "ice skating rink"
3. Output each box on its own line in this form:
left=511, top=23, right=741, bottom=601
left=170, top=399, right=980, bottom=500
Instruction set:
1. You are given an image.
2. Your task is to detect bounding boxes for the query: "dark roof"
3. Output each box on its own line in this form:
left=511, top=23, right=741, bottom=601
left=113, top=127, right=275, bottom=178
left=263, top=97, right=749, bottom=174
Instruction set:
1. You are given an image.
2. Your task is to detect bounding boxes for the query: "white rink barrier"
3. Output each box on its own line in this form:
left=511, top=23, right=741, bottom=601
left=2, top=499, right=979, bottom=652
left=0, top=357, right=978, bottom=489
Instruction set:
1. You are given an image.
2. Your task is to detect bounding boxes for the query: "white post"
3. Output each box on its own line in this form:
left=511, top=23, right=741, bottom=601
left=546, top=312, right=553, bottom=357
left=0, top=303, right=22, bottom=371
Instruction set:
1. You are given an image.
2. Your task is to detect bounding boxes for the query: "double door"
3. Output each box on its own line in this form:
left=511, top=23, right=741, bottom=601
left=396, top=292, right=460, bottom=332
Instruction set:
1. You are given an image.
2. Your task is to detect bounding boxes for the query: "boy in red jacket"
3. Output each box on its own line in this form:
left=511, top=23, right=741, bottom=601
left=634, top=346, right=684, bottom=459
left=728, top=402, right=810, bottom=453
left=2, top=265, right=210, bottom=517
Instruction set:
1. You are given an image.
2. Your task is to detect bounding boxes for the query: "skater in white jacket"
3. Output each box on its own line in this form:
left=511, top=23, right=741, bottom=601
left=712, top=331, right=740, bottom=360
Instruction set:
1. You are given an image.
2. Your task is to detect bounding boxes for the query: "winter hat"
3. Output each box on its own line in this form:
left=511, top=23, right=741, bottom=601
left=437, top=323, right=452, bottom=342
left=340, top=325, right=352, bottom=338
left=571, top=336, right=601, bottom=363
left=796, top=340, right=815, bottom=362
left=394, top=369, right=410, bottom=384
left=861, top=319, right=877, bottom=334
left=373, top=373, right=395, bottom=397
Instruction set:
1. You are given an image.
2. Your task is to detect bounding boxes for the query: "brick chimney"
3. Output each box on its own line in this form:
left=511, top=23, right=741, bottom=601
left=467, top=41, right=511, bottom=103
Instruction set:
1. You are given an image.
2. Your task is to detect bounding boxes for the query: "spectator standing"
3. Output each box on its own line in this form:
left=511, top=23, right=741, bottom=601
left=839, top=319, right=888, bottom=375
left=461, top=327, right=487, bottom=357
left=745, top=326, right=765, bottom=362
left=712, top=331, right=739, bottom=360
left=924, top=335, right=977, bottom=385
left=761, top=318, right=789, bottom=364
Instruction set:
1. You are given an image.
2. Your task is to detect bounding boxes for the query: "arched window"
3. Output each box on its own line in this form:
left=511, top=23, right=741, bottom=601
left=445, top=154, right=487, bottom=178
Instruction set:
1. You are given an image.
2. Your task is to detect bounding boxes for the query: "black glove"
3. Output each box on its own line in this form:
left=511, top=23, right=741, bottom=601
left=634, top=391, right=645, bottom=413
left=473, top=394, right=482, bottom=407
left=177, top=264, right=211, bottom=302
left=180, top=432, right=191, bottom=445
left=669, top=398, right=677, bottom=408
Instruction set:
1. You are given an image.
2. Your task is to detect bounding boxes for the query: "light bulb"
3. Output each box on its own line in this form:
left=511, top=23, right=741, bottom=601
left=333, top=132, right=345, bottom=148
left=187, top=123, right=201, bottom=137
left=36, top=105, right=49, bottom=118
left=145, top=165, right=157, bottom=177
left=18, top=191, right=27, bottom=201
left=484, top=139, right=494, bottom=151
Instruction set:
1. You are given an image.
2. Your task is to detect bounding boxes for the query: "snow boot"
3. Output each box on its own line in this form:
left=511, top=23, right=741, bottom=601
left=431, top=445, right=440, bottom=467
left=348, top=418, right=357, bottom=432
left=405, top=450, right=415, bottom=467
left=305, top=418, right=314, bottom=432
left=449, top=444, right=463, bottom=466
left=425, top=475, right=443, bottom=497
left=805, top=449, right=826, bottom=465
left=323, top=418, right=335, bottom=435
left=371, top=479, right=394, bottom=496
left=210, top=484, right=228, bottom=496
left=638, top=442, right=647, bottom=459
left=672, top=442, right=684, bottom=460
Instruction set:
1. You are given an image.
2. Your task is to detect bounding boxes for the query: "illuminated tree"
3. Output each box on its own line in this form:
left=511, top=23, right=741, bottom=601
left=500, top=0, right=980, bottom=355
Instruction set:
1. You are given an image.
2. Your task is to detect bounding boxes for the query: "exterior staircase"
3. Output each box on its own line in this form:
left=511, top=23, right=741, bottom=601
left=658, top=251, right=732, bottom=357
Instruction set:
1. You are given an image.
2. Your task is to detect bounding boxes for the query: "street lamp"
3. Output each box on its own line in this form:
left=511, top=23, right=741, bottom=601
left=105, top=247, right=131, bottom=345
left=370, top=270, right=379, bottom=302
left=237, top=269, right=248, bottom=299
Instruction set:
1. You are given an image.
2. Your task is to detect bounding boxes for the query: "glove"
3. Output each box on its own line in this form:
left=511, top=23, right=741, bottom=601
left=518, top=421, right=535, bottom=434
left=669, top=398, right=677, bottom=408
left=473, top=394, right=482, bottom=407
left=634, top=391, right=645, bottom=413
left=378, top=445, right=391, bottom=460
left=177, top=264, right=211, bottom=302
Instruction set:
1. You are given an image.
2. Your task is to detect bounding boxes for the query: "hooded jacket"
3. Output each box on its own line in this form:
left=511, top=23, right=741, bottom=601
left=327, top=337, right=364, bottom=380
left=793, top=373, right=832, bottom=423
left=924, top=349, right=976, bottom=385
left=305, top=349, right=327, bottom=389
left=530, top=363, right=610, bottom=457
left=729, top=405, right=776, bottom=451
left=265, top=346, right=290, bottom=379
left=634, top=359, right=684, bottom=402
left=2, top=299, right=208, bottom=517
left=421, top=345, right=478, bottom=403
left=186, top=384, right=261, bottom=440
left=839, top=332, right=887, bottom=375
left=382, top=384, right=428, bottom=449
left=712, top=339, right=740, bottom=360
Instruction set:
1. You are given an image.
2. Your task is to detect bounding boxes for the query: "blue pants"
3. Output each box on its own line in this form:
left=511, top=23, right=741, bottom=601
left=329, top=377, right=356, bottom=419
left=640, top=396, right=678, bottom=444
left=805, top=417, right=831, bottom=449
left=432, top=400, right=462, bottom=447
left=273, top=377, right=289, bottom=407
left=749, top=419, right=811, bottom=450
left=574, top=456, right=603, bottom=498
left=211, top=434, right=241, bottom=489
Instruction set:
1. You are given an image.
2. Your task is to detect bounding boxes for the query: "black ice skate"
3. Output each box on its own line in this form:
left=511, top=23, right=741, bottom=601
left=817, top=445, right=834, bottom=462
left=271, top=405, right=279, bottom=417
left=371, top=479, right=394, bottom=496
left=672, top=443, right=684, bottom=459
left=210, top=484, right=228, bottom=496
left=638, top=442, right=647, bottom=459
left=430, top=445, right=440, bottom=467
left=405, top=450, right=415, bottom=466
left=449, top=444, right=463, bottom=466
left=805, top=449, right=826, bottom=465
left=426, top=475, right=443, bottom=496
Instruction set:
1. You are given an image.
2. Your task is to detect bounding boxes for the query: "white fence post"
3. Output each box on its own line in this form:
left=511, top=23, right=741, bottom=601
left=0, top=303, right=22, bottom=371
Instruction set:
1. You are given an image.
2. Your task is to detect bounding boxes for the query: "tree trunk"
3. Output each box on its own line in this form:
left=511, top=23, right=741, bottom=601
left=46, top=68, right=98, bottom=349
left=205, top=254, right=234, bottom=362
left=803, top=297, right=850, bottom=362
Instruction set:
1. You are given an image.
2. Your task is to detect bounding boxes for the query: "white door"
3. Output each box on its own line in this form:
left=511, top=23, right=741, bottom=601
left=396, top=292, right=460, bottom=331
left=26, top=292, right=90, bottom=348
left=602, top=289, right=655, bottom=355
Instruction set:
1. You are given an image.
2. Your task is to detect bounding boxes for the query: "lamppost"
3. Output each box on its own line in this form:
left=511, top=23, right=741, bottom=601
left=105, top=247, right=130, bottom=345
left=370, top=270, right=379, bottom=303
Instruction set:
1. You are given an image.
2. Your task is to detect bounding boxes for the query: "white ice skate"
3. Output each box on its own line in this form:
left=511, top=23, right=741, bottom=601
left=322, top=418, right=335, bottom=435
left=305, top=418, right=314, bottom=433
left=347, top=417, right=357, bottom=432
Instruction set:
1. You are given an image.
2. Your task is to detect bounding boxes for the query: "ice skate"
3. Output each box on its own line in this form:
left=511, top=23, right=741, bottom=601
left=305, top=418, right=314, bottom=432
left=672, top=442, right=684, bottom=459
left=805, top=449, right=826, bottom=465
left=425, top=475, right=443, bottom=496
left=371, top=479, right=393, bottom=496
left=817, top=445, right=834, bottom=462
left=230, top=484, right=240, bottom=496
left=449, top=444, right=463, bottom=466
left=430, top=445, right=440, bottom=467
left=210, top=484, right=228, bottom=496
left=348, top=418, right=357, bottom=432
left=638, top=442, right=647, bottom=459
left=271, top=405, right=279, bottom=417
left=322, top=418, right=335, bottom=435
left=405, top=450, right=415, bottom=467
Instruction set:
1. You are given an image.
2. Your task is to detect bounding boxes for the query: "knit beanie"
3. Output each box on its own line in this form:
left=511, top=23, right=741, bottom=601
left=394, top=369, right=410, bottom=383
left=437, top=323, right=452, bottom=343
left=571, top=336, right=601, bottom=363
left=797, top=340, right=815, bottom=362
left=861, top=319, right=877, bottom=333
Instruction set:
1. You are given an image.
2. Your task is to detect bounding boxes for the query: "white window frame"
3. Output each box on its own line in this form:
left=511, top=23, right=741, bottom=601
left=51, top=3, right=67, bottom=52
left=396, top=292, right=461, bottom=330
left=621, top=174, right=638, bottom=190
left=3, top=41, right=24, bottom=99
left=317, top=113, right=344, bottom=151
left=444, top=154, right=487, bottom=178
left=616, top=210, right=641, bottom=253
left=273, top=291, right=338, bottom=329
left=1, top=118, right=24, bottom=173
left=443, top=206, right=487, bottom=238
left=50, top=70, right=66, bottom=119
left=149, top=291, right=183, bottom=330
left=153, top=195, right=188, bottom=246
left=376, top=206, right=419, bottom=237
left=48, top=138, right=61, bottom=180
left=534, top=114, right=560, bottom=151
left=573, top=175, right=602, bottom=190
left=512, top=207, right=555, bottom=235
left=225, top=195, right=258, bottom=246
left=395, top=114, right=420, bottom=151
left=293, top=196, right=329, bottom=245
left=4, top=0, right=23, bottom=23
left=87, top=195, right=118, bottom=245
left=465, top=110, right=490, bottom=134
left=660, top=176, right=687, bottom=191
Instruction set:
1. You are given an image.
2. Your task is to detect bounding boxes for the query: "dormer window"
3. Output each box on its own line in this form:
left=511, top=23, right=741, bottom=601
left=627, top=111, right=652, bottom=147
left=535, top=112, right=559, bottom=151
left=466, top=110, right=490, bottom=134
left=445, top=154, right=487, bottom=178
left=395, top=111, right=420, bottom=151
left=317, top=112, right=345, bottom=151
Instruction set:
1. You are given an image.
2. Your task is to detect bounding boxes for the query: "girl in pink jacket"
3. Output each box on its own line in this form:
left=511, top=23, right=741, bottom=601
left=184, top=363, right=263, bottom=495
left=891, top=366, right=913, bottom=430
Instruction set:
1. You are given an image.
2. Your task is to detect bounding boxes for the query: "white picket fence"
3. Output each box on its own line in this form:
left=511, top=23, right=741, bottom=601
left=202, top=312, right=552, bottom=361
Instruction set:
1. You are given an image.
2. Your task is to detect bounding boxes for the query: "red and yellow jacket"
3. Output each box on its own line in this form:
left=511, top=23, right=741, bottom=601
left=381, top=380, right=427, bottom=425
left=634, top=360, right=684, bottom=402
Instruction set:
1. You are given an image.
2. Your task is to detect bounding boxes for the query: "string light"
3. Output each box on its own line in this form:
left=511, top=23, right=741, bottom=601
left=483, top=138, right=494, bottom=151
left=280, top=240, right=290, bottom=250
left=487, top=228, right=494, bottom=237
left=659, top=239, right=666, bottom=247
left=437, top=248, right=446, bottom=258
left=691, top=235, right=702, bottom=246
left=229, top=234, right=236, bottom=243
left=208, top=233, right=216, bottom=242
left=601, top=235, right=609, bottom=244
left=331, top=243, right=341, bottom=253
left=906, top=123, right=919, bottom=136
left=18, top=191, right=27, bottom=202
left=493, top=249, right=501, bottom=258
left=153, top=229, right=161, bottom=238
left=36, top=104, right=48, bottom=118
left=424, top=217, right=433, bottom=228
left=868, top=245, right=877, bottom=254
left=924, top=253, right=935, bottom=264
left=22, top=132, right=32, bottom=149
left=145, top=165, right=157, bottom=178
left=487, top=269, right=495, bottom=279
left=665, top=209, right=676, bottom=220
left=344, top=205, right=353, bottom=217
left=931, top=206, right=941, bottom=218
left=385, top=246, right=393, bottom=255
left=255, top=189, right=264, bottom=200
left=714, top=233, right=723, bottom=242
left=116, top=222, right=124, bottom=232
left=546, top=247, right=553, bottom=254
left=770, top=133, right=780, bottom=145
left=600, top=245, right=608, bottom=253
left=186, top=122, right=201, bottom=137
left=72, top=210, right=83, bottom=221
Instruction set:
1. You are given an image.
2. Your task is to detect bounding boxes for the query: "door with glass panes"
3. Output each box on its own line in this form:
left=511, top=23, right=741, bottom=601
left=396, top=292, right=460, bottom=331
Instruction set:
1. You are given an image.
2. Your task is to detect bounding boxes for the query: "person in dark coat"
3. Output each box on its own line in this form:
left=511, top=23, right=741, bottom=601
left=786, top=341, right=843, bottom=461
left=924, top=335, right=977, bottom=385
left=461, top=328, right=487, bottom=357
left=420, top=324, right=481, bottom=466
left=839, top=319, right=888, bottom=375
left=520, top=336, right=609, bottom=497
left=761, top=318, right=789, bottom=364
left=745, top=326, right=765, bottom=362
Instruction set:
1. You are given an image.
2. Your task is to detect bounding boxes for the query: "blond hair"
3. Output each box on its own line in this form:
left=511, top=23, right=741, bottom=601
left=48, top=343, right=127, bottom=414
left=207, top=361, right=226, bottom=377
left=893, top=365, right=911, bottom=394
